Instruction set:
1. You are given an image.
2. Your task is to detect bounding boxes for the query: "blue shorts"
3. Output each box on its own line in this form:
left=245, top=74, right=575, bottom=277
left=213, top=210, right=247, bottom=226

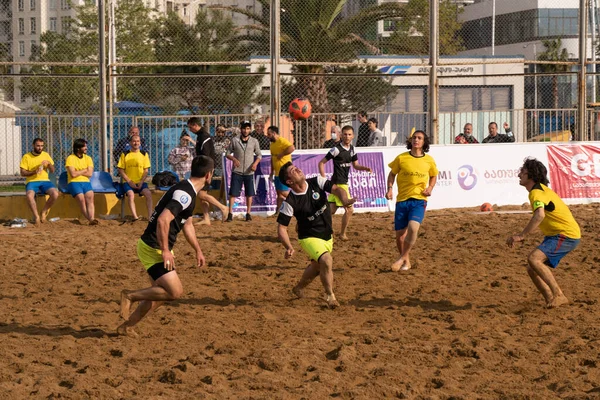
left=538, top=234, right=580, bottom=268
left=394, top=199, right=427, bottom=231
left=26, top=181, right=57, bottom=194
left=273, top=176, right=290, bottom=192
left=123, top=182, right=149, bottom=195
left=229, top=173, right=256, bottom=197
left=67, top=182, right=93, bottom=197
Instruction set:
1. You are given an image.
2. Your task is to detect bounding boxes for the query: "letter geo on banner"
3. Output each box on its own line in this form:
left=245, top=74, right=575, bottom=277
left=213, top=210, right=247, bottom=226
left=547, top=144, right=600, bottom=199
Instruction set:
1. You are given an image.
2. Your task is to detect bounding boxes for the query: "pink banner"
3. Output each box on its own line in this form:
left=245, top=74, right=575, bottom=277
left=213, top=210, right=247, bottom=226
left=547, top=144, right=600, bottom=199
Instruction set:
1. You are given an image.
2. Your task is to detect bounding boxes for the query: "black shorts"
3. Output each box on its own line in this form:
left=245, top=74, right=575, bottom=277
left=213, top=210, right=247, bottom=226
left=147, top=263, right=173, bottom=281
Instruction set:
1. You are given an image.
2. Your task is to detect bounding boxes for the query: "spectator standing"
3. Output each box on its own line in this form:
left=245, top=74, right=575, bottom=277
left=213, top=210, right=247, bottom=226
left=355, top=111, right=370, bottom=147
left=114, top=126, right=147, bottom=165
left=225, top=121, right=262, bottom=222
left=267, top=126, right=295, bottom=213
left=168, top=132, right=196, bottom=180
left=322, top=125, right=341, bottom=149
left=213, top=125, right=230, bottom=177
left=19, top=138, right=59, bottom=225
left=482, top=122, right=515, bottom=143
left=455, top=123, right=479, bottom=144
left=251, top=119, right=271, bottom=150
left=367, top=117, right=384, bottom=146
left=65, top=138, right=97, bottom=225
left=118, top=135, right=153, bottom=220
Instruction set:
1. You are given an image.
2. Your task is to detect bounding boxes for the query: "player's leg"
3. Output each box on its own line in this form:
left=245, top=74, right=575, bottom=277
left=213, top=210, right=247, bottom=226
left=391, top=200, right=409, bottom=271
left=293, top=260, right=320, bottom=298
left=227, top=173, right=241, bottom=222
left=40, top=187, right=59, bottom=222
left=317, top=252, right=339, bottom=308
left=125, top=190, right=138, bottom=220
left=141, top=187, right=153, bottom=219
left=245, top=174, right=255, bottom=221
left=340, top=205, right=353, bottom=240
left=391, top=200, right=426, bottom=271
left=84, top=189, right=96, bottom=223
left=73, top=192, right=88, bottom=221
left=527, top=249, right=568, bottom=307
left=25, top=188, right=41, bottom=224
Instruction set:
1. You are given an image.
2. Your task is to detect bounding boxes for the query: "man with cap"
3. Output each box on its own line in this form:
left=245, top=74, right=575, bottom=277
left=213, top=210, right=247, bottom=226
left=168, top=131, right=197, bottom=180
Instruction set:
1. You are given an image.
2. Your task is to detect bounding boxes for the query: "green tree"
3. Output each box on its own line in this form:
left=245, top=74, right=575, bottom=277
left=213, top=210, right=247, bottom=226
left=383, top=0, right=464, bottom=56
left=146, top=10, right=266, bottom=114
left=537, top=38, right=570, bottom=109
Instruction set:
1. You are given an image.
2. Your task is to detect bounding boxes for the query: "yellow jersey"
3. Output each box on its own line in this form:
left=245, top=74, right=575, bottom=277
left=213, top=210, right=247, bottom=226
left=388, top=151, right=438, bottom=202
left=118, top=150, right=151, bottom=184
left=270, top=136, right=293, bottom=174
left=529, top=183, right=580, bottom=239
left=20, top=151, right=54, bottom=183
left=66, top=154, right=94, bottom=183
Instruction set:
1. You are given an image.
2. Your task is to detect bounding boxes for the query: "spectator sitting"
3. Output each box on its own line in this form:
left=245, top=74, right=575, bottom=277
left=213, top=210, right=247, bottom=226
left=455, top=123, right=479, bottom=144
left=250, top=119, right=271, bottom=150
left=168, top=131, right=196, bottom=180
left=19, top=137, right=60, bottom=225
left=323, top=125, right=341, bottom=148
left=65, top=138, right=97, bottom=225
left=356, top=111, right=370, bottom=147
left=118, top=135, right=153, bottom=221
left=367, top=117, right=383, bottom=146
left=114, top=126, right=147, bottom=165
left=482, top=122, right=515, bottom=143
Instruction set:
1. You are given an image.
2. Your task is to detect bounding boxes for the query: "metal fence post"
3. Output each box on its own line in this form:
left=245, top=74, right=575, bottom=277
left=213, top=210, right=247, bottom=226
left=270, top=0, right=280, bottom=128
left=580, top=0, right=588, bottom=141
left=429, top=0, right=439, bottom=143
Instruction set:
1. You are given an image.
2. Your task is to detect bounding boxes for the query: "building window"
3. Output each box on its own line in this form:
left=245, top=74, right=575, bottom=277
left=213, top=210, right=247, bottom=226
left=19, top=41, right=25, bottom=57
left=61, top=16, right=70, bottom=33
left=49, top=0, right=56, bottom=9
left=60, top=0, right=70, bottom=10
left=30, top=40, right=36, bottom=54
left=18, top=18, right=24, bottom=35
left=30, top=0, right=35, bottom=11
left=383, top=19, right=396, bottom=32
left=18, top=0, right=24, bottom=11
left=30, top=17, right=36, bottom=34
left=49, top=17, right=57, bottom=32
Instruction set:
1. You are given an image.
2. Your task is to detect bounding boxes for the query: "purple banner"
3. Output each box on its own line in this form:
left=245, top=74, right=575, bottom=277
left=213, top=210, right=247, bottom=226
left=223, top=152, right=387, bottom=214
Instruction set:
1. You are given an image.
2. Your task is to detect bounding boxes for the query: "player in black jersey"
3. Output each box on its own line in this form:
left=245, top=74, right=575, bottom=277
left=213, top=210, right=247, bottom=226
left=118, top=155, right=214, bottom=336
left=318, top=126, right=372, bottom=240
left=277, top=161, right=355, bottom=309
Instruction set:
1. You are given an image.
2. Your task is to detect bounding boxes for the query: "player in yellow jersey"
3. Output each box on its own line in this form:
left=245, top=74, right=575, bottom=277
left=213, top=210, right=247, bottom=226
left=385, top=130, right=438, bottom=272
left=65, top=138, right=97, bottom=225
left=267, top=126, right=295, bottom=213
left=507, top=158, right=581, bottom=308
left=118, top=135, right=153, bottom=220
left=19, top=138, right=59, bottom=224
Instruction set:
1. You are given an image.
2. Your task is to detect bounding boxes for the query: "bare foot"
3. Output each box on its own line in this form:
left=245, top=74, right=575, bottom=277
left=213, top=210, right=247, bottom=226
left=120, top=290, right=132, bottom=320
left=195, top=218, right=211, bottom=226
left=89, top=219, right=99, bottom=226
left=34, top=217, right=41, bottom=226
left=326, top=294, right=340, bottom=309
left=339, top=234, right=349, bottom=241
left=391, top=257, right=411, bottom=272
left=41, top=210, right=49, bottom=223
left=548, top=294, right=569, bottom=308
left=292, top=285, right=305, bottom=299
left=116, top=322, right=138, bottom=337
left=221, top=208, right=230, bottom=223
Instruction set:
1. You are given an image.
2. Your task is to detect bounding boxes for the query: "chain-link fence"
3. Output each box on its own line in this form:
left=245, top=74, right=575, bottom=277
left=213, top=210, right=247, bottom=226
left=1, top=0, right=598, bottom=188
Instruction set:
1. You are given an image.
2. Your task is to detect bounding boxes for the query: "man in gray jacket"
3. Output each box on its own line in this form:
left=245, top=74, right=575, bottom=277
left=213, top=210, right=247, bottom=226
left=225, top=121, right=262, bottom=221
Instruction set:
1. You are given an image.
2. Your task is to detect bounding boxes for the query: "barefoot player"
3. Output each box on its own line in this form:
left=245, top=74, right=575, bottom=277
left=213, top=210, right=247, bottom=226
left=506, top=158, right=580, bottom=308
left=277, top=162, right=355, bottom=309
left=118, top=155, right=213, bottom=336
left=318, top=125, right=372, bottom=240
left=386, top=130, right=437, bottom=272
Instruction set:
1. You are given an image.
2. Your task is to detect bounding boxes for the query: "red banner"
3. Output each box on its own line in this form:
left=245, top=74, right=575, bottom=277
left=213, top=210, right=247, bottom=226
left=547, top=144, right=600, bottom=199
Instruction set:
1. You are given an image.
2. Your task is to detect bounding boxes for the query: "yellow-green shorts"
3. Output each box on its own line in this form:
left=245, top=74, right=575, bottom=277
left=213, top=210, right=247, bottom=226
left=327, top=184, right=350, bottom=207
left=137, top=239, right=174, bottom=270
left=299, top=237, right=333, bottom=261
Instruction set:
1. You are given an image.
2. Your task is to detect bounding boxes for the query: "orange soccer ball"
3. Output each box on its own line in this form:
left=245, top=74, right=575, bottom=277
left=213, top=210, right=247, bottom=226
left=480, top=202, right=493, bottom=212
left=288, top=98, right=312, bottom=120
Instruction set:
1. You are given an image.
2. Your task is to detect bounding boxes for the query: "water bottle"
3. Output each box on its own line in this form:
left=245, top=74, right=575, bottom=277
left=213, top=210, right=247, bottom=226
left=10, top=222, right=27, bottom=228
left=48, top=217, right=60, bottom=222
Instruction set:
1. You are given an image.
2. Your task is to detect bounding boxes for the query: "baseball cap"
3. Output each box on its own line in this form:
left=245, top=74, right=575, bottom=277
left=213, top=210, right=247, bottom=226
left=240, top=121, right=251, bottom=129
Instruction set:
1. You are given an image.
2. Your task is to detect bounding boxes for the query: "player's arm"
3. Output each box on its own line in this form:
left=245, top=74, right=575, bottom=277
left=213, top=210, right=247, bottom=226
left=46, top=161, right=55, bottom=174
left=20, top=167, right=37, bottom=177
left=157, top=208, right=176, bottom=269
left=182, top=217, right=205, bottom=268
left=277, top=223, right=295, bottom=259
left=423, top=175, right=437, bottom=197
left=507, top=207, right=544, bottom=247
left=352, top=160, right=372, bottom=173
left=66, top=165, right=85, bottom=178
left=278, top=144, right=295, bottom=159
left=118, top=168, right=133, bottom=186
left=318, top=157, right=328, bottom=178
left=386, top=171, right=396, bottom=200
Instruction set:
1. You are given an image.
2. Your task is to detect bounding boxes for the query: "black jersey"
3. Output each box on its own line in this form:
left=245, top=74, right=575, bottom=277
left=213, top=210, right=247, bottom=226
left=141, top=179, right=197, bottom=250
left=325, top=143, right=358, bottom=185
left=277, top=176, right=334, bottom=240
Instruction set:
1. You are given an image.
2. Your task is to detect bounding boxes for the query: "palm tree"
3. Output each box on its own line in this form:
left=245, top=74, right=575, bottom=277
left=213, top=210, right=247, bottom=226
left=537, top=38, right=570, bottom=110
left=224, top=0, right=404, bottom=114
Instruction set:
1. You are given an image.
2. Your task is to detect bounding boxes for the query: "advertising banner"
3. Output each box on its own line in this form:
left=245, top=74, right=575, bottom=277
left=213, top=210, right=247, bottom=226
left=547, top=144, right=600, bottom=199
left=223, top=152, right=388, bottom=215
